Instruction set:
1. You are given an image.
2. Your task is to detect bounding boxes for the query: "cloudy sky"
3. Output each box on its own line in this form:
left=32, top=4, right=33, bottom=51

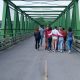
left=0, top=0, right=3, bottom=20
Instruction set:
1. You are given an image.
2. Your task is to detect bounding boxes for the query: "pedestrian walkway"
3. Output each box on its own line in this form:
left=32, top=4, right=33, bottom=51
left=0, top=37, right=80, bottom=80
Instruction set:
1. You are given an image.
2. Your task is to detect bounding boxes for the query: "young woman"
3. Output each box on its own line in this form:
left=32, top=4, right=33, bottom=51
left=67, top=27, right=73, bottom=53
left=34, top=27, right=41, bottom=50
left=44, top=27, right=49, bottom=50
left=58, top=27, right=64, bottom=52
left=47, top=27, right=52, bottom=51
left=49, top=27, right=59, bottom=52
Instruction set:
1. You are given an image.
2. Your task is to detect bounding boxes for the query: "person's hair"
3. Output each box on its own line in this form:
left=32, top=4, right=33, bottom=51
left=35, top=27, right=39, bottom=32
left=68, top=27, right=72, bottom=32
left=54, top=26, right=57, bottom=29
left=48, top=27, right=52, bottom=31
left=62, top=28, right=65, bottom=30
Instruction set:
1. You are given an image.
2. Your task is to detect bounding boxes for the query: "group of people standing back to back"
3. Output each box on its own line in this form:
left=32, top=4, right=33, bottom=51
left=34, top=25, right=73, bottom=53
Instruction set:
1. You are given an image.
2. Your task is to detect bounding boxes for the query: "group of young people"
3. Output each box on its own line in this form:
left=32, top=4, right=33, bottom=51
left=34, top=26, right=73, bottom=53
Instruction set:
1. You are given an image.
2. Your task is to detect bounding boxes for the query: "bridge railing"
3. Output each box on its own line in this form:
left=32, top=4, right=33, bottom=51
left=72, top=30, right=80, bottom=51
left=0, top=29, right=34, bottom=50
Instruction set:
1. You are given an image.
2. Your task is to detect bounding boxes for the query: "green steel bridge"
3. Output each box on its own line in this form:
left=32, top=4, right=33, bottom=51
left=0, top=0, right=80, bottom=80
left=0, top=0, right=80, bottom=50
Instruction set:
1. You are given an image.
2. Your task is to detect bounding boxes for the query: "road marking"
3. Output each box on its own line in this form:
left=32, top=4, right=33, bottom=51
left=44, top=60, right=48, bottom=80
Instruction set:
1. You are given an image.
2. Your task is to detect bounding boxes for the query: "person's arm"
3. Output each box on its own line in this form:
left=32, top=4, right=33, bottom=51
left=57, top=31, right=63, bottom=37
left=48, top=31, right=52, bottom=36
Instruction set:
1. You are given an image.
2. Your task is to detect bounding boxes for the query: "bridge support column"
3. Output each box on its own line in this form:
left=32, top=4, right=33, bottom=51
left=72, top=0, right=80, bottom=39
left=65, top=8, right=71, bottom=30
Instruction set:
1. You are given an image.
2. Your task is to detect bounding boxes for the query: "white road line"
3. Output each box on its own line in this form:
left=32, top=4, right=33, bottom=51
left=44, top=60, right=48, bottom=80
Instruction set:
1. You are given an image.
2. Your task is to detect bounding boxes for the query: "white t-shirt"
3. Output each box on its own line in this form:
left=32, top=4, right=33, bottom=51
left=49, top=29, right=59, bottom=39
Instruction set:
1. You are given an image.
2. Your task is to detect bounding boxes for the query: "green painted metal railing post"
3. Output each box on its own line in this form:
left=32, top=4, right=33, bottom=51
left=20, top=13, right=24, bottom=35
left=65, top=8, right=71, bottom=29
left=71, top=0, right=80, bottom=39
left=1, top=1, right=8, bottom=38
left=7, top=5, right=13, bottom=37
left=61, top=13, right=65, bottom=28
left=27, top=17, right=29, bottom=33
left=74, top=0, right=79, bottom=30
left=13, top=9, right=20, bottom=37
left=23, top=15, right=25, bottom=33
left=25, top=16, right=28, bottom=33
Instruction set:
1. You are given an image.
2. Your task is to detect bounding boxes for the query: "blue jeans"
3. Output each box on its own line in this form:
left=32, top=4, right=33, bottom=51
left=48, top=37, right=52, bottom=50
left=58, top=37, right=64, bottom=50
left=40, top=36, right=44, bottom=46
left=67, top=39, right=73, bottom=50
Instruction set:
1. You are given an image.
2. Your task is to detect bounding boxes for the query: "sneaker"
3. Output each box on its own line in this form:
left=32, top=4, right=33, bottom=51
left=68, top=50, right=71, bottom=53
left=60, top=50, right=63, bottom=53
left=58, top=49, right=60, bottom=52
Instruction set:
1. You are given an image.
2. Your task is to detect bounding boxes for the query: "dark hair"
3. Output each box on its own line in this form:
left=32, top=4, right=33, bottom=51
left=54, top=26, right=57, bottom=29
left=40, top=25, right=44, bottom=29
left=68, top=27, right=72, bottom=32
left=48, top=27, right=52, bottom=31
left=62, top=28, right=65, bottom=30
left=35, top=27, right=39, bottom=32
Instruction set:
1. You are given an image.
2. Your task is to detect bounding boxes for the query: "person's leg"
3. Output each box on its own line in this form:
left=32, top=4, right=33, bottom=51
left=67, top=40, right=71, bottom=52
left=64, top=40, right=66, bottom=51
left=60, top=38, right=64, bottom=52
left=54, top=39, right=58, bottom=50
left=45, top=38, right=48, bottom=50
left=69, top=40, right=73, bottom=50
left=52, top=39, right=55, bottom=50
left=49, top=38, right=52, bottom=50
left=58, top=38, right=60, bottom=51
left=48, top=38, right=50, bottom=50
left=56, top=37, right=59, bottom=50
left=38, top=39, right=40, bottom=49
left=40, top=36, right=42, bottom=46
left=35, top=39, right=37, bottom=49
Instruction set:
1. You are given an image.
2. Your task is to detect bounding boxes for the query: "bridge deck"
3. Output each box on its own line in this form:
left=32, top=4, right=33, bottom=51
left=0, top=37, right=80, bottom=80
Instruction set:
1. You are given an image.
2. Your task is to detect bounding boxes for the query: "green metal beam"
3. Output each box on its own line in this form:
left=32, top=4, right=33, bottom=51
left=28, top=14, right=60, bottom=15
left=18, top=6, right=67, bottom=8
left=8, top=1, right=41, bottom=26
left=1, top=1, right=8, bottom=38
left=25, top=16, right=28, bottom=32
left=50, top=1, right=74, bottom=25
left=32, top=17, right=57, bottom=18
left=71, top=0, right=79, bottom=30
left=61, top=13, right=65, bottom=28
left=65, top=8, right=71, bottom=29
left=7, top=5, right=13, bottom=37
left=13, top=9, right=20, bottom=36
left=11, top=0, right=71, bottom=1
left=23, top=11, right=63, bottom=12
left=30, top=16, right=58, bottom=17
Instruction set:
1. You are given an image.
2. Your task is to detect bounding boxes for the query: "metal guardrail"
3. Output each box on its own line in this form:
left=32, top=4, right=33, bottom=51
left=0, top=32, right=33, bottom=51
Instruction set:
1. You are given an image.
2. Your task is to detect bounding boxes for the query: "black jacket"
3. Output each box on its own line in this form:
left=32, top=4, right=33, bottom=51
left=34, top=31, right=41, bottom=40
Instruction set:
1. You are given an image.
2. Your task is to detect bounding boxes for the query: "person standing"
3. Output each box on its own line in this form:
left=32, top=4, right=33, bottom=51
left=67, top=27, right=73, bottom=53
left=34, top=27, right=41, bottom=50
left=39, top=25, right=44, bottom=46
left=63, top=28, right=67, bottom=51
left=44, top=26, right=49, bottom=50
left=49, top=26, right=59, bottom=52
left=47, top=27, right=52, bottom=51
left=58, top=27, right=64, bottom=52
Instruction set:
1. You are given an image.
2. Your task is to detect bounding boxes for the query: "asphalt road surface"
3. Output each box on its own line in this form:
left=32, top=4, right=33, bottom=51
left=0, top=37, right=80, bottom=80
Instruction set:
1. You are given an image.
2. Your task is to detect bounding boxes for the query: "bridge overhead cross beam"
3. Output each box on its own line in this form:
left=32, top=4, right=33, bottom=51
left=18, top=6, right=67, bottom=8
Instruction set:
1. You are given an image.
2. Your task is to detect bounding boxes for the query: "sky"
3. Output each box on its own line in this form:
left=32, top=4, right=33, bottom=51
left=0, top=0, right=3, bottom=20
